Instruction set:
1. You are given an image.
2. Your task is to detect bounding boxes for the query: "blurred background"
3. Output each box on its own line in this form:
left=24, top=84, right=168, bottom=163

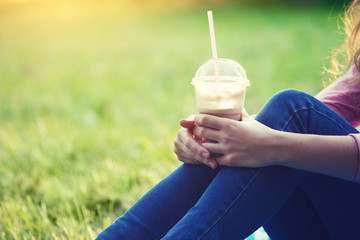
left=0, top=0, right=350, bottom=239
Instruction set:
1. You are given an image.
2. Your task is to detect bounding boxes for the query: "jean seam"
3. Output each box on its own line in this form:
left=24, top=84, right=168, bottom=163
left=290, top=194, right=321, bottom=220
left=198, top=168, right=263, bottom=239
left=281, top=107, right=351, bottom=134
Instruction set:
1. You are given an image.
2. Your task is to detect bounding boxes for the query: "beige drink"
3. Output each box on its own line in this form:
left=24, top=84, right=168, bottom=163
left=192, top=59, right=250, bottom=120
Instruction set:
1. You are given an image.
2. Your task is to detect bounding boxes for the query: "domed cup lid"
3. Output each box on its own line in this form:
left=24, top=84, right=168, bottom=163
left=192, top=58, right=249, bottom=85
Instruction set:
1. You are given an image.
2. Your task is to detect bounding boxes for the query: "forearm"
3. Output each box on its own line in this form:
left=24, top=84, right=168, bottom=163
left=272, top=131, right=359, bottom=182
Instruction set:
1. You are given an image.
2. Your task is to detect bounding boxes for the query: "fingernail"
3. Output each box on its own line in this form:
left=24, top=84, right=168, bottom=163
left=208, top=161, right=216, bottom=169
left=201, top=152, right=209, bottom=159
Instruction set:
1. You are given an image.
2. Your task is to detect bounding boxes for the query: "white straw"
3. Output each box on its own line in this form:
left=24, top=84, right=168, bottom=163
left=207, top=10, right=220, bottom=82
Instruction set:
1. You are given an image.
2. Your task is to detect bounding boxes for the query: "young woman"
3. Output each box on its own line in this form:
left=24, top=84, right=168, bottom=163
left=96, top=1, right=360, bottom=239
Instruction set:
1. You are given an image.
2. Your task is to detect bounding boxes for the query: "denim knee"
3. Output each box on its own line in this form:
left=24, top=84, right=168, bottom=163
left=255, top=89, right=313, bottom=130
left=267, top=89, right=313, bottom=109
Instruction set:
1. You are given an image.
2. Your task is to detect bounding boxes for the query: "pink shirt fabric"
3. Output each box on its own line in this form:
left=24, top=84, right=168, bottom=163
left=315, top=66, right=360, bottom=183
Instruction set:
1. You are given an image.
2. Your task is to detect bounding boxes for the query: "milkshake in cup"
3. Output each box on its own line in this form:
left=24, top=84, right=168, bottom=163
left=192, top=58, right=250, bottom=120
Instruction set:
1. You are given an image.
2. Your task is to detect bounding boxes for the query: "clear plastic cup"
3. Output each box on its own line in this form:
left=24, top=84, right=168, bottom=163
left=192, top=58, right=250, bottom=120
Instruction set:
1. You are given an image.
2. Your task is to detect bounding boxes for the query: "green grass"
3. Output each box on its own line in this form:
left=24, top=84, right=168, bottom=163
left=0, top=1, right=344, bottom=239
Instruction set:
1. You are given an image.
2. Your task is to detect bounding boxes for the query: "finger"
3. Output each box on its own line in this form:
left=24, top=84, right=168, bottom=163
left=214, top=154, right=231, bottom=166
left=175, top=127, right=219, bottom=168
left=180, top=115, right=195, bottom=129
left=180, top=119, right=195, bottom=129
left=193, top=125, right=221, bottom=142
left=178, top=132, right=218, bottom=169
left=174, top=142, right=200, bottom=164
left=195, top=114, right=233, bottom=130
left=177, top=155, right=201, bottom=165
left=201, top=142, right=225, bottom=154
left=176, top=144, right=217, bottom=169
left=174, top=133, right=195, bottom=157
left=206, top=159, right=218, bottom=169
left=181, top=129, right=210, bottom=159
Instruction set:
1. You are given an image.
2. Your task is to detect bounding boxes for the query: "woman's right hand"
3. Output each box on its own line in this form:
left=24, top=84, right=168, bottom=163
left=173, top=115, right=217, bottom=169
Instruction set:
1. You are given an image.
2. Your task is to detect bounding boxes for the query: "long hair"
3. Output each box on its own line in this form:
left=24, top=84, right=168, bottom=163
left=329, top=0, right=360, bottom=82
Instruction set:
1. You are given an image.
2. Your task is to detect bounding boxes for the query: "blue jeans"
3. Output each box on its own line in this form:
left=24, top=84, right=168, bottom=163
left=96, top=89, right=360, bottom=240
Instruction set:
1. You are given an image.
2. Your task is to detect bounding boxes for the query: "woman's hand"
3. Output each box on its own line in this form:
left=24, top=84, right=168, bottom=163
left=178, top=113, right=359, bottom=182
left=173, top=115, right=218, bottom=169
left=193, top=114, right=279, bottom=168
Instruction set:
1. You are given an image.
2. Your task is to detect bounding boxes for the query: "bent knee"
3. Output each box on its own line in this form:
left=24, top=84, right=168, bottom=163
left=256, top=89, right=313, bottom=128
left=266, top=89, right=315, bottom=110
left=271, top=89, right=309, bottom=104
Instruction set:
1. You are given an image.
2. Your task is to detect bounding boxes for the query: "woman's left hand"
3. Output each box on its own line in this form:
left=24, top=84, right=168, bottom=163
left=193, top=114, right=280, bottom=168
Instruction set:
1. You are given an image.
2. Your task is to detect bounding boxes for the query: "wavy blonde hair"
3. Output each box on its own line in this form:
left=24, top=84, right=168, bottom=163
left=329, top=0, right=360, bottom=82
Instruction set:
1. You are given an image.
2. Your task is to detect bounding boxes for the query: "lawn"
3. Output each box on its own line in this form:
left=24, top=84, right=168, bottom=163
left=0, top=1, right=343, bottom=239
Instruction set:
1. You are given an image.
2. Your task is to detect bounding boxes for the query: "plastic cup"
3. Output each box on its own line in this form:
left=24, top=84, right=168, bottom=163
left=192, top=58, right=250, bottom=120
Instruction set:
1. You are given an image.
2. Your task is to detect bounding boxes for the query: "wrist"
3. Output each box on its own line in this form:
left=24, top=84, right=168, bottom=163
left=268, top=130, right=292, bottom=166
